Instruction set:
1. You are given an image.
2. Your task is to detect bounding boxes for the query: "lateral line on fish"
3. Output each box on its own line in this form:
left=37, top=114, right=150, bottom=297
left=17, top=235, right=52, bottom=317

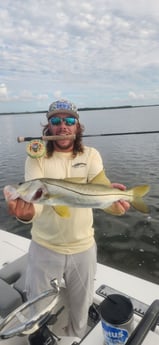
left=43, top=183, right=130, bottom=197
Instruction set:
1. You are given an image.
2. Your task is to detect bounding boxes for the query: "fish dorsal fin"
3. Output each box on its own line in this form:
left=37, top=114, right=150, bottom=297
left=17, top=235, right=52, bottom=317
left=64, top=177, right=86, bottom=184
left=64, top=171, right=110, bottom=185
left=90, top=171, right=121, bottom=215
left=53, top=205, right=71, bottom=218
left=90, top=170, right=111, bottom=186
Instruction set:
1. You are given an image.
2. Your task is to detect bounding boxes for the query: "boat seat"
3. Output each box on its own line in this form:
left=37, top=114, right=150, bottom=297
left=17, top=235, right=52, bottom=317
left=0, top=254, right=28, bottom=302
left=0, top=253, right=66, bottom=320
left=0, top=278, right=23, bottom=318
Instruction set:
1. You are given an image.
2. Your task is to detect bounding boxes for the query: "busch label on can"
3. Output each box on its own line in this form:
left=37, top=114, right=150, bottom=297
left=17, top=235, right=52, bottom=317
left=100, top=294, right=134, bottom=345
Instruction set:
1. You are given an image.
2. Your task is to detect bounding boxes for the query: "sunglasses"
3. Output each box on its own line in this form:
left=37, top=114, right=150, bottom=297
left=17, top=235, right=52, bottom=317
left=49, top=117, right=77, bottom=126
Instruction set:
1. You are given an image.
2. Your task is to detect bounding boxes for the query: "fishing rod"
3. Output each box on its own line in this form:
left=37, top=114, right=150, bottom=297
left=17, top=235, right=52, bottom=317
left=17, top=130, right=159, bottom=158
left=17, top=129, right=159, bottom=142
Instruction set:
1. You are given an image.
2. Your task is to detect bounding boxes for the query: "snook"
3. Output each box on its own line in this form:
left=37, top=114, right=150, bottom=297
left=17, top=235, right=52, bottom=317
left=4, top=173, right=150, bottom=218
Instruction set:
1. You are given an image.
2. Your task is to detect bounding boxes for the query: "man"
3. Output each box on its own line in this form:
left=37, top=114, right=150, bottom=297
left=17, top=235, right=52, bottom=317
left=6, top=99, right=129, bottom=338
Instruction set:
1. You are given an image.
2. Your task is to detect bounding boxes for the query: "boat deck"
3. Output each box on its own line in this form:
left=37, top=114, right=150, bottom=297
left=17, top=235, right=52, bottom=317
left=0, top=229, right=159, bottom=345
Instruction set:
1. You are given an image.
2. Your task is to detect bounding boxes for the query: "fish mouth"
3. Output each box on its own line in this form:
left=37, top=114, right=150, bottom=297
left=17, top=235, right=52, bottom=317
left=32, top=188, right=43, bottom=201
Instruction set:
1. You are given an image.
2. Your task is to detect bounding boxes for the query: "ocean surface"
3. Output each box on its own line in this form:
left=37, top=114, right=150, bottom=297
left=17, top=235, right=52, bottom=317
left=0, top=106, right=159, bottom=285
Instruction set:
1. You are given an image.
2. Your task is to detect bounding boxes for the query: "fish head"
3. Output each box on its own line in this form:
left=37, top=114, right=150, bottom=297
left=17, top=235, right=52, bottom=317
left=17, top=179, right=49, bottom=203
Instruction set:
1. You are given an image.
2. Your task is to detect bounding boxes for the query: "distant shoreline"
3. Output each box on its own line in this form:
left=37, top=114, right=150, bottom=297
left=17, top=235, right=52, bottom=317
left=1, top=103, right=159, bottom=115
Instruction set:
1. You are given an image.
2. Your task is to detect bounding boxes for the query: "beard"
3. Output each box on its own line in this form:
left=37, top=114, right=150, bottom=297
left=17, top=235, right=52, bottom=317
left=54, top=140, right=74, bottom=151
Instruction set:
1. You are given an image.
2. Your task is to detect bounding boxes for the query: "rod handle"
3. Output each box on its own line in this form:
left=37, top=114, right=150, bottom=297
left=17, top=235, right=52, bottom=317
left=17, top=135, right=76, bottom=142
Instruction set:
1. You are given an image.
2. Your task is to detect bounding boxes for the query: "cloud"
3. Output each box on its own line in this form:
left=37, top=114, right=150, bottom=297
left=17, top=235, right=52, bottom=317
left=0, top=84, right=8, bottom=99
left=128, top=91, right=145, bottom=100
left=53, top=90, right=63, bottom=99
left=0, top=0, right=159, bottom=111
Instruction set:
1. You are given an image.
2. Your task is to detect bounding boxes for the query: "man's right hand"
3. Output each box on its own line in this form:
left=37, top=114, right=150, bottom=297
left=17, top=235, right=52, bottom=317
left=7, top=198, right=35, bottom=221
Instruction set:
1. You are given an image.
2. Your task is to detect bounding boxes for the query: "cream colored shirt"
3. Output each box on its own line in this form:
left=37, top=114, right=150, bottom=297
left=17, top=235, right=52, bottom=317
left=25, top=146, right=110, bottom=254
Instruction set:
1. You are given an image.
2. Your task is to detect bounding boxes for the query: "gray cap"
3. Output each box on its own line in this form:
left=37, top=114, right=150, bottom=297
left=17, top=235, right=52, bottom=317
left=46, top=99, right=79, bottom=119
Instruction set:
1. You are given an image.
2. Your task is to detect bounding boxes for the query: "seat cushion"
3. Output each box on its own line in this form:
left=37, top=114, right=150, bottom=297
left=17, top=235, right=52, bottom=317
left=0, top=254, right=28, bottom=302
left=0, top=278, right=23, bottom=318
left=0, top=254, right=28, bottom=284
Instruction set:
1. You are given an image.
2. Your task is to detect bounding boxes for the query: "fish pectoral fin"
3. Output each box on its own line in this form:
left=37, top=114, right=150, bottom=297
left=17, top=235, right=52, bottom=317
left=53, top=205, right=71, bottom=218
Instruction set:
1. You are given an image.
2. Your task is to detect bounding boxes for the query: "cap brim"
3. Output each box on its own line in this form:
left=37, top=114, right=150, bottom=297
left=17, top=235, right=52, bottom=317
left=47, top=109, right=79, bottom=120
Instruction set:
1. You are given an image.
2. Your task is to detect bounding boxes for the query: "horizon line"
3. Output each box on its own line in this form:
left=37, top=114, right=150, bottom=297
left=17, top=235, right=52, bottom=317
left=0, top=103, right=159, bottom=115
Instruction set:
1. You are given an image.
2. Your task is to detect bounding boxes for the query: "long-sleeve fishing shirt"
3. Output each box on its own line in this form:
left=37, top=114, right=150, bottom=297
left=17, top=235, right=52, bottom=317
left=24, top=146, right=111, bottom=254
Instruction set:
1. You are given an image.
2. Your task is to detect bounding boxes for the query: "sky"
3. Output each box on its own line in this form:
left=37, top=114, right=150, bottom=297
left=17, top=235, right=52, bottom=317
left=1, top=0, right=159, bottom=113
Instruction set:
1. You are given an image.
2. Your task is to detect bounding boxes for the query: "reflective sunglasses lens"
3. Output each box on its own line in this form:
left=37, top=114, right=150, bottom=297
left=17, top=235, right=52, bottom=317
left=50, top=117, right=62, bottom=125
left=65, top=117, right=76, bottom=125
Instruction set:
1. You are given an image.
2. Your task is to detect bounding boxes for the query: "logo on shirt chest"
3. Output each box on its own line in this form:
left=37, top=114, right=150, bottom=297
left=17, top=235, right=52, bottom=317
left=71, top=163, right=87, bottom=168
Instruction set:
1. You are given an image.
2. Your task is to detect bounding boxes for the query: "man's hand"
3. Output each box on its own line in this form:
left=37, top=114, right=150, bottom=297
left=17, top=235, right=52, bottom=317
left=111, top=182, right=130, bottom=214
left=7, top=198, right=35, bottom=221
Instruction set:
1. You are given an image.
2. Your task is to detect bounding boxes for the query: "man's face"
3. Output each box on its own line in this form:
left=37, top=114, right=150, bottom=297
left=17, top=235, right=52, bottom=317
left=48, top=113, right=78, bottom=152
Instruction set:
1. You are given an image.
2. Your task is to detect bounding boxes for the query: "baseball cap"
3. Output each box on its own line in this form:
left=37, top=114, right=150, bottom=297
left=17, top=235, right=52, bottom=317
left=46, top=99, right=79, bottom=120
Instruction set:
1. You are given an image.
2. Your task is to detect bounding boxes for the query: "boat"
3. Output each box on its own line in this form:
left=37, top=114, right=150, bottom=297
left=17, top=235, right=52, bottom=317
left=0, top=228, right=159, bottom=345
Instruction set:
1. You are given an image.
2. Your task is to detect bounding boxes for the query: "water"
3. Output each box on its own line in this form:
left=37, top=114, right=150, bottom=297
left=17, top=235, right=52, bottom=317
left=0, top=106, right=159, bottom=285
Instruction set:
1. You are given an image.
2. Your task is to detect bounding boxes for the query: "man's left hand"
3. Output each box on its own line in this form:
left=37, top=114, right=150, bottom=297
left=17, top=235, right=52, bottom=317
left=111, top=182, right=130, bottom=214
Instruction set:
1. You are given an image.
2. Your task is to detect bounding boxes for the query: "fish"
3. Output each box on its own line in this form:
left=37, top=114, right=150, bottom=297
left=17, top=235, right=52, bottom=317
left=3, top=171, right=150, bottom=218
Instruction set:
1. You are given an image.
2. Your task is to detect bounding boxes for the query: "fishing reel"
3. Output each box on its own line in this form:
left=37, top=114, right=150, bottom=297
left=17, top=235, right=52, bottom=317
left=26, top=140, right=46, bottom=158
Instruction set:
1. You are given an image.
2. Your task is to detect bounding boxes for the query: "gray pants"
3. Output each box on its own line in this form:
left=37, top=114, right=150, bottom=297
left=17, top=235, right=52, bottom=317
left=25, top=241, right=97, bottom=338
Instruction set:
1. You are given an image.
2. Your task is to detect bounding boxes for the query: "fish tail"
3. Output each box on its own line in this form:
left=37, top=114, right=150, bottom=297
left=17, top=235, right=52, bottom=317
left=131, top=185, right=150, bottom=213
